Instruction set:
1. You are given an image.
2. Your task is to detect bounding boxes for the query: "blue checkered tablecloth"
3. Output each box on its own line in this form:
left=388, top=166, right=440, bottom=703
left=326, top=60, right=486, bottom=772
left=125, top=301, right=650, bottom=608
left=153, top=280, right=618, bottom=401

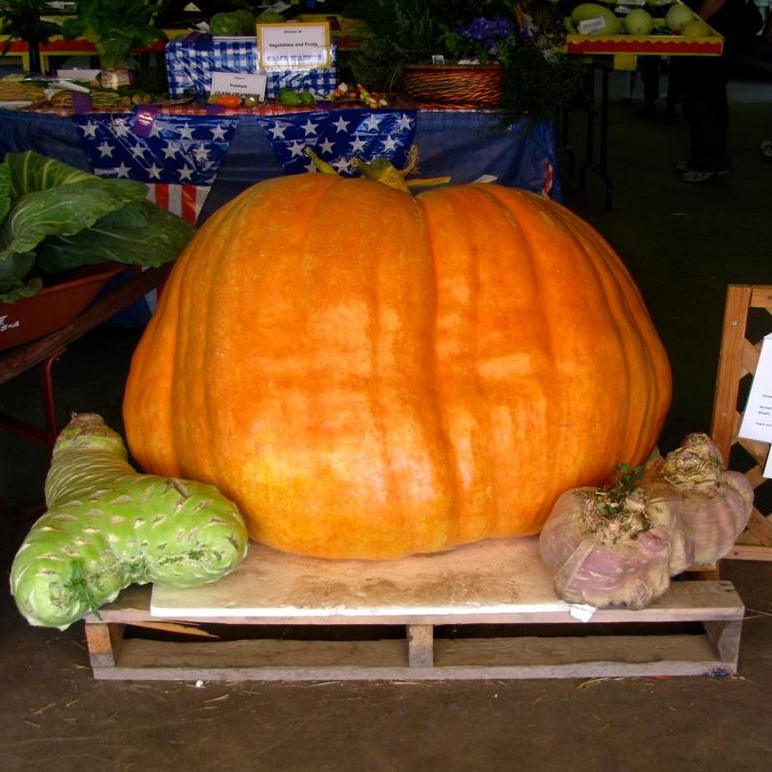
left=166, top=33, right=338, bottom=100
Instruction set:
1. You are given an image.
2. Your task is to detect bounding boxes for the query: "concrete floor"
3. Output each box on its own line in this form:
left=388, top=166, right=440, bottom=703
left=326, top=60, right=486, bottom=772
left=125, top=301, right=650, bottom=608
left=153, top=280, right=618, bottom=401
left=2, top=72, right=772, bottom=770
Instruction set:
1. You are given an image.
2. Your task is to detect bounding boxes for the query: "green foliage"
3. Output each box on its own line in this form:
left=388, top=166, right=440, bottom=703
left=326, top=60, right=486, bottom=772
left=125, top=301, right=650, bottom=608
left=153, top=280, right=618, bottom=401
left=61, top=0, right=168, bottom=53
left=344, top=0, right=441, bottom=90
left=498, top=39, right=584, bottom=124
left=0, top=151, right=195, bottom=302
left=210, top=9, right=257, bottom=36
left=589, top=464, right=646, bottom=520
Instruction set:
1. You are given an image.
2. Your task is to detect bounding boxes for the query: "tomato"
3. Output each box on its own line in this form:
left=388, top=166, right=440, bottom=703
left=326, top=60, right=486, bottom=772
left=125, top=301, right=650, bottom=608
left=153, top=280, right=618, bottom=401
left=212, top=94, right=242, bottom=108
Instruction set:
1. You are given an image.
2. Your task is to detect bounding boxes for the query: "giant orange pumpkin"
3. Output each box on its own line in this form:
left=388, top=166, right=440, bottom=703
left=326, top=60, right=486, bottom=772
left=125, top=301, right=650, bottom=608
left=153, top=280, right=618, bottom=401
left=123, top=173, right=671, bottom=559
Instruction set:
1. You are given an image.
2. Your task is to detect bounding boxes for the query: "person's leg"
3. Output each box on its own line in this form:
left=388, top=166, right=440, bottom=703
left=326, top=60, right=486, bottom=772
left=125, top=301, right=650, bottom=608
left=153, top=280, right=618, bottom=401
left=675, top=56, right=730, bottom=180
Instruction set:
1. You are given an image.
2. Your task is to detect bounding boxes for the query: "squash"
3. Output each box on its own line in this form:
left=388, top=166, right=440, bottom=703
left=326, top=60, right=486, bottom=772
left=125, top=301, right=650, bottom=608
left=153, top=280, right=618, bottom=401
left=10, top=413, right=248, bottom=629
left=123, top=173, right=671, bottom=559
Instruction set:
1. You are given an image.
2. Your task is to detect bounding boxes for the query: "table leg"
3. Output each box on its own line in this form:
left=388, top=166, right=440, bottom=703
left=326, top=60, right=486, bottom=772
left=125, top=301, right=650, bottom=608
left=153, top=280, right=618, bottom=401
left=0, top=347, right=65, bottom=448
left=579, top=61, right=614, bottom=211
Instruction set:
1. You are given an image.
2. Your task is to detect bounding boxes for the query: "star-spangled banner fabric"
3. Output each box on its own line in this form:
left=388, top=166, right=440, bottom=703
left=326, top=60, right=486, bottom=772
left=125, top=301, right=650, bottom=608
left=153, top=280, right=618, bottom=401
left=256, top=109, right=417, bottom=176
left=72, top=112, right=239, bottom=188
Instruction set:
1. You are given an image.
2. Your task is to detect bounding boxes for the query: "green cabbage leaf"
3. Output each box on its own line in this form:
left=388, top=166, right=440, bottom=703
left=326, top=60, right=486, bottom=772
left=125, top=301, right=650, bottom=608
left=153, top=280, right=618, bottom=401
left=0, top=151, right=195, bottom=303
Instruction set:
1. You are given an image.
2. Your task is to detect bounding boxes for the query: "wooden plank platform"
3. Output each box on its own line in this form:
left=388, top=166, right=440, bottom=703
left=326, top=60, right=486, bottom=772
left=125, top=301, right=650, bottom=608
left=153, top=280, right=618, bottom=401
left=84, top=537, right=745, bottom=681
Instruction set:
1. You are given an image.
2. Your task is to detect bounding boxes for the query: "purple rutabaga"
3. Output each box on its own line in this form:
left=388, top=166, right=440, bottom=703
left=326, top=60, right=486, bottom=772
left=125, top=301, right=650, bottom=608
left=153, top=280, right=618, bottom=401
left=539, top=434, right=754, bottom=609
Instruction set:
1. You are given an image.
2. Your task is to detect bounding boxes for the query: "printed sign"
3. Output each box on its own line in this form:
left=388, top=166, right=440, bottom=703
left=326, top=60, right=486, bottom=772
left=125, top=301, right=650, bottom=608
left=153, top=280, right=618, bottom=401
left=210, top=71, right=267, bottom=99
left=738, top=333, right=772, bottom=476
left=257, top=22, right=331, bottom=71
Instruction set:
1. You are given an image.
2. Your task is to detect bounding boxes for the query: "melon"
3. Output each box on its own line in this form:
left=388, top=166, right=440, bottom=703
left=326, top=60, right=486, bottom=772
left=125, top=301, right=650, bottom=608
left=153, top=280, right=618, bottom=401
left=624, top=8, right=655, bottom=34
left=571, top=3, right=623, bottom=33
left=665, top=3, right=696, bottom=32
left=682, top=18, right=712, bottom=37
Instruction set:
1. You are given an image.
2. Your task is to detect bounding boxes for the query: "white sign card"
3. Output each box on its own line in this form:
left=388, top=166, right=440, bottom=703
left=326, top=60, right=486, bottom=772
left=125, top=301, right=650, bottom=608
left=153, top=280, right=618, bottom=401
left=257, top=22, right=331, bottom=71
left=738, top=333, right=772, bottom=476
left=210, top=71, right=267, bottom=100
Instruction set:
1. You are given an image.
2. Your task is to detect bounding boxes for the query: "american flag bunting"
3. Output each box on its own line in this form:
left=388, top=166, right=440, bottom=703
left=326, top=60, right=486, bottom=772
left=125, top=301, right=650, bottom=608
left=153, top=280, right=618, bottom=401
left=256, top=109, right=418, bottom=176
left=73, top=112, right=239, bottom=223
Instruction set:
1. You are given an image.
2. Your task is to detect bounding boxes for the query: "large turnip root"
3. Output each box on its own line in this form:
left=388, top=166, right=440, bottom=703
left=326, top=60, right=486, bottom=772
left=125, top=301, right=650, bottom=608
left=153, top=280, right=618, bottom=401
left=642, top=433, right=754, bottom=568
left=539, top=434, right=753, bottom=609
left=539, top=476, right=682, bottom=609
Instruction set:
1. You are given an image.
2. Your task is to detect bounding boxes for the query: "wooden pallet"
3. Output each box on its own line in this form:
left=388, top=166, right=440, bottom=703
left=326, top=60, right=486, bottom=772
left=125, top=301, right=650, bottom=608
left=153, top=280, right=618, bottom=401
left=84, top=537, right=744, bottom=681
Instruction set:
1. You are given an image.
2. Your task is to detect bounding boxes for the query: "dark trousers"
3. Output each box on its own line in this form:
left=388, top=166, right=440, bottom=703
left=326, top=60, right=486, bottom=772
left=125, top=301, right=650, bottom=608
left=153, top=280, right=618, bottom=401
left=669, top=54, right=730, bottom=171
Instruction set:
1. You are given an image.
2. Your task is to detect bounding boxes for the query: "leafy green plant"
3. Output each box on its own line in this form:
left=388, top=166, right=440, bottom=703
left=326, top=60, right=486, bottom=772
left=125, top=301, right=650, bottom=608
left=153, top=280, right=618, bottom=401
left=0, top=151, right=195, bottom=302
left=498, top=35, right=585, bottom=123
left=344, top=0, right=441, bottom=91
left=61, top=0, right=168, bottom=70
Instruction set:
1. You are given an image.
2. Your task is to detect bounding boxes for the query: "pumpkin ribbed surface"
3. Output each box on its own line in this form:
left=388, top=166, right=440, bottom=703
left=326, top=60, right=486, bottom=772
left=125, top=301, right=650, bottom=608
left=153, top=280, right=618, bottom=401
left=123, top=174, right=671, bottom=559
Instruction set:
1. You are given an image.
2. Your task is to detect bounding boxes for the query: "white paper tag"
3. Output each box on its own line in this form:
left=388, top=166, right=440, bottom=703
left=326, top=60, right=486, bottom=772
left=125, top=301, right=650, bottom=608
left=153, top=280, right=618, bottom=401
left=739, top=334, right=772, bottom=444
left=210, top=71, right=267, bottom=99
left=56, top=68, right=101, bottom=82
left=569, top=603, right=597, bottom=622
left=578, top=17, right=610, bottom=35
left=616, top=0, right=646, bottom=11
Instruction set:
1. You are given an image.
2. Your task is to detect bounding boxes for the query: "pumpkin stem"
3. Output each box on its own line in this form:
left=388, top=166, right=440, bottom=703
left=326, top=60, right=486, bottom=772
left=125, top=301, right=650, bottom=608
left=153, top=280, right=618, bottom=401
left=305, top=148, right=339, bottom=176
left=306, top=145, right=450, bottom=193
left=355, top=146, right=450, bottom=192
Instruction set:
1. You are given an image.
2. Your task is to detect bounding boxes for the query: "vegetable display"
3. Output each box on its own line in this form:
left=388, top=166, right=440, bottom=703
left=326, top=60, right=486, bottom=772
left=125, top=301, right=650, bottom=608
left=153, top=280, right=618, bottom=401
left=10, top=413, right=249, bottom=630
left=123, top=168, right=672, bottom=560
left=565, top=0, right=717, bottom=39
left=0, top=151, right=195, bottom=303
left=539, top=433, right=754, bottom=609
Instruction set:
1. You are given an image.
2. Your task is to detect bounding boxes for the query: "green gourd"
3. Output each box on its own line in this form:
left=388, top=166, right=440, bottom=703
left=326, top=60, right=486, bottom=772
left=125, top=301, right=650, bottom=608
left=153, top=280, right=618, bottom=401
left=10, top=413, right=248, bottom=630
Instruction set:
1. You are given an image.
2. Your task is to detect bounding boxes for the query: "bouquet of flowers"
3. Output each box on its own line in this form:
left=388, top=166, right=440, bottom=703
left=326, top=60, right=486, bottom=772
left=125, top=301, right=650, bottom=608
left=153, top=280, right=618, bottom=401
left=442, top=14, right=516, bottom=63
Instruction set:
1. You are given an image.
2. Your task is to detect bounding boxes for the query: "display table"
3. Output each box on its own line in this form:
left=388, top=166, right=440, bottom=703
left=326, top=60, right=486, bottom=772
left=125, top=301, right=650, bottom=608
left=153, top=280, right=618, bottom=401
left=565, top=28, right=725, bottom=210
left=0, top=106, right=561, bottom=222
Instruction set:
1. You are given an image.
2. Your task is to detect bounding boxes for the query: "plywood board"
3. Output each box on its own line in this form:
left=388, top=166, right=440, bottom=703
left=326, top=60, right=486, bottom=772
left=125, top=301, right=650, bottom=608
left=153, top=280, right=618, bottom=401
left=151, top=536, right=560, bottom=619
left=149, top=537, right=742, bottom=625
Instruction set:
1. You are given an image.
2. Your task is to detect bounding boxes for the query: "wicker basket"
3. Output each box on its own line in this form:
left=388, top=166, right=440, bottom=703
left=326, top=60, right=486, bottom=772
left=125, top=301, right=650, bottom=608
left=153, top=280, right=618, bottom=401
left=400, top=63, right=504, bottom=109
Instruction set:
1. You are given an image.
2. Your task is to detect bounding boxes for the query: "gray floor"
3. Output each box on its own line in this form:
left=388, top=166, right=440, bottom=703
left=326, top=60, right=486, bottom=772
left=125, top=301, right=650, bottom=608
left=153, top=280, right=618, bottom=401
left=2, top=71, right=772, bottom=770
